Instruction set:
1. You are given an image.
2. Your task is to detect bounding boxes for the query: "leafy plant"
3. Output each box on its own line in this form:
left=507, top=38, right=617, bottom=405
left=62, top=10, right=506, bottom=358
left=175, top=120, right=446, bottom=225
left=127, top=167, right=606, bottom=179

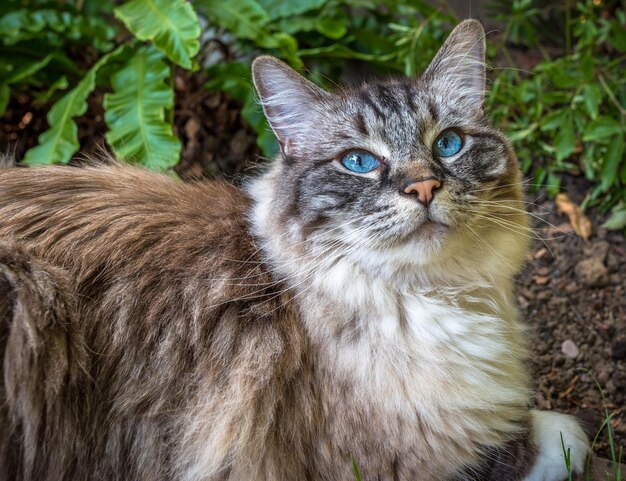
left=2, top=0, right=624, bottom=221
left=486, top=0, right=626, bottom=227
left=195, top=0, right=457, bottom=156
left=1, top=0, right=200, bottom=170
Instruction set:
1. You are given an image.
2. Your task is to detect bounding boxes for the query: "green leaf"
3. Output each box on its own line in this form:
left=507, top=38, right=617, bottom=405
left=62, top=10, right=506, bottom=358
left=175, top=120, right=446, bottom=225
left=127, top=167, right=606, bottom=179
left=316, top=16, right=348, bottom=40
left=603, top=204, right=626, bottom=230
left=298, top=43, right=396, bottom=64
left=582, top=84, right=602, bottom=120
left=549, top=68, right=581, bottom=89
left=541, top=91, right=570, bottom=105
left=33, top=75, right=69, bottom=106
left=0, top=83, right=9, bottom=117
left=197, top=0, right=269, bottom=41
left=275, top=16, right=317, bottom=35
left=599, top=136, right=625, bottom=192
left=508, top=122, right=538, bottom=142
left=258, top=0, right=326, bottom=20
left=546, top=172, right=561, bottom=197
left=104, top=45, right=181, bottom=170
left=204, top=62, right=252, bottom=104
left=256, top=128, right=278, bottom=158
left=583, top=117, right=623, bottom=142
left=114, top=0, right=200, bottom=69
left=610, top=20, right=626, bottom=52
left=554, top=112, right=575, bottom=162
left=0, top=53, right=54, bottom=85
left=540, top=109, right=569, bottom=131
left=580, top=54, right=595, bottom=82
left=23, top=46, right=129, bottom=166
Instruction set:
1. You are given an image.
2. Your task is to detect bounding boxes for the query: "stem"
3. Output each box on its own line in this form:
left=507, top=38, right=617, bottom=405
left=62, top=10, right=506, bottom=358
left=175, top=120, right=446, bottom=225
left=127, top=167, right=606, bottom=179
left=598, top=73, right=626, bottom=118
left=565, top=0, right=572, bottom=54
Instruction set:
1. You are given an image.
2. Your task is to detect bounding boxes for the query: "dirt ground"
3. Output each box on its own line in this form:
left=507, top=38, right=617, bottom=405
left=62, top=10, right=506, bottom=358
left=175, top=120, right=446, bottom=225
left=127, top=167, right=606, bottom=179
left=519, top=179, right=626, bottom=459
left=1, top=71, right=624, bottom=461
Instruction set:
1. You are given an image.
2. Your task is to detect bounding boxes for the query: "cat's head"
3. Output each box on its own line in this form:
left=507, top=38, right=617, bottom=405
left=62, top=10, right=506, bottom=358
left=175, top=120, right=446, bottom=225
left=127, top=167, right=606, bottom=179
left=250, top=20, right=529, bottom=285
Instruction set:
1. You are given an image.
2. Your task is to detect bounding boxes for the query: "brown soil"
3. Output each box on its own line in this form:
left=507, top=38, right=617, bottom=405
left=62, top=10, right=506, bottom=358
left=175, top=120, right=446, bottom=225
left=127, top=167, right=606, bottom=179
left=519, top=178, right=626, bottom=459
left=0, top=71, right=624, bottom=461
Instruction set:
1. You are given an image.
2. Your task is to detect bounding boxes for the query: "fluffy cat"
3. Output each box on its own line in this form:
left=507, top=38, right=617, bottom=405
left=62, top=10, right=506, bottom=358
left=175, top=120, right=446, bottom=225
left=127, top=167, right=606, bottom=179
left=0, top=20, right=589, bottom=481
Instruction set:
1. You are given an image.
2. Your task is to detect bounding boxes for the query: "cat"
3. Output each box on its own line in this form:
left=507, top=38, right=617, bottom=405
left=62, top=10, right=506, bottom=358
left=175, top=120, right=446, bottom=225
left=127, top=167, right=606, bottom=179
left=0, top=19, right=590, bottom=481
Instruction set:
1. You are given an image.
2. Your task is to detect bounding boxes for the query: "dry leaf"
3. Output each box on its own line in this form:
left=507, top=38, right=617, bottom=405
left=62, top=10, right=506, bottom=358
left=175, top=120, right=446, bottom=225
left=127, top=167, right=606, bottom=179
left=533, top=275, right=550, bottom=285
left=555, top=193, right=593, bottom=240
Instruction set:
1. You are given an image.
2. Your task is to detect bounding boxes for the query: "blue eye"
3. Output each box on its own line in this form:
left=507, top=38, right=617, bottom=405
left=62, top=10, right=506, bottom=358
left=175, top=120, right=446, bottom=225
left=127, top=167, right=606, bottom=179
left=340, top=151, right=380, bottom=173
left=433, top=130, right=463, bottom=157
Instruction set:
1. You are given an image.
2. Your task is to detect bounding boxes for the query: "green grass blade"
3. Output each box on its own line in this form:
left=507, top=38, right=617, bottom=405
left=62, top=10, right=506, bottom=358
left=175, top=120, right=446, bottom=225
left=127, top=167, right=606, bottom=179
left=351, top=454, right=362, bottom=481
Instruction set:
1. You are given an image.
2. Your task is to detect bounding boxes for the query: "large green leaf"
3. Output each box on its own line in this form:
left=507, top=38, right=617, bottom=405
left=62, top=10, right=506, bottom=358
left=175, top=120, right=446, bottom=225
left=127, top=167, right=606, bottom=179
left=197, top=0, right=269, bottom=41
left=23, top=46, right=128, bottom=166
left=114, top=0, right=200, bottom=69
left=104, top=45, right=181, bottom=170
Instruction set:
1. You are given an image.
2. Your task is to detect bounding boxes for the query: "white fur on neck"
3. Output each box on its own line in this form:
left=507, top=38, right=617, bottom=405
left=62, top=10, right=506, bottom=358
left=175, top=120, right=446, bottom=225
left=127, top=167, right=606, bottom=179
left=246, top=164, right=532, bottom=476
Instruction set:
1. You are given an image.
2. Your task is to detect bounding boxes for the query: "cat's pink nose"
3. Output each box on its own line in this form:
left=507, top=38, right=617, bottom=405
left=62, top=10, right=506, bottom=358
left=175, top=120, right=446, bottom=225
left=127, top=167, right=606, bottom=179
left=403, top=178, right=442, bottom=206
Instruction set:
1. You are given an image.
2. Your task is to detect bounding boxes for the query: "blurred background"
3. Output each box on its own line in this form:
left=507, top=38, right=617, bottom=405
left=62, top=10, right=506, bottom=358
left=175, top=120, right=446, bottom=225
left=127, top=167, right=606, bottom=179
left=0, top=0, right=625, bottom=466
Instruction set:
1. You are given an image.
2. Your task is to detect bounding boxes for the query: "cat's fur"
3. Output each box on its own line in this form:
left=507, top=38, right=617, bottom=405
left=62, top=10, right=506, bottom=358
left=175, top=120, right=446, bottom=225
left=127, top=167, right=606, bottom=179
left=0, top=20, right=588, bottom=481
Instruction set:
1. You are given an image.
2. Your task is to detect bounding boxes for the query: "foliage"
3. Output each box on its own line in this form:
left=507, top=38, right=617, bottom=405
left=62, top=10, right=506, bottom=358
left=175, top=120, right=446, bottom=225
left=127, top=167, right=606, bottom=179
left=1, top=0, right=625, bottom=228
left=1, top=0, right=200, bottom=170
left=196, top=0, right=456, bottom=78
left=0, top=1, right=116, bottom=117
left=486, top=0, right=626, bottom=228
left=22, top=46, right=130, bottom=166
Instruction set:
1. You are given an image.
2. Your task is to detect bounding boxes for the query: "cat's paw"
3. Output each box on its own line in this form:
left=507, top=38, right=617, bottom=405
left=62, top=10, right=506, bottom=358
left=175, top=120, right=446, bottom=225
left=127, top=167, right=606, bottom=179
left=522, top=410, right=590, bottom=481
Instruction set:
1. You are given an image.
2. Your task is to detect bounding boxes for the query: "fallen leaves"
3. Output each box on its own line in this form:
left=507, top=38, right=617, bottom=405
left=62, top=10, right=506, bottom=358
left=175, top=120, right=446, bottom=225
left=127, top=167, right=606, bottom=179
left=555, top=193, right=594, bottom=240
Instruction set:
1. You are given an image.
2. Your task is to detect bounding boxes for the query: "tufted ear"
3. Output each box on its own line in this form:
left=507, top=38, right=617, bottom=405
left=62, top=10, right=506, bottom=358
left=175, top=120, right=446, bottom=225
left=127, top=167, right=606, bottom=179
left=422, top=19, right=486, bottom=109
left=252, top=56, right=330, bottom=157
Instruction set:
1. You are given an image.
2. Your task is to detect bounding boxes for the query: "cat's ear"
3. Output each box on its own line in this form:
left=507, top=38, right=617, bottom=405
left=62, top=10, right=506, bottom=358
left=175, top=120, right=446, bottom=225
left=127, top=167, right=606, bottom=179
left=252, top=56, right=329, bottom=157
left=422, top=19, right=486, bottom=108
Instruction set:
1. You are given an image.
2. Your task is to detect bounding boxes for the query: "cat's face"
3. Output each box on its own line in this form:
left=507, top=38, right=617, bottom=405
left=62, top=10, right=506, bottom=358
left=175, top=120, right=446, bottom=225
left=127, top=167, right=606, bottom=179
left=252, top=20, right=528, bottom=279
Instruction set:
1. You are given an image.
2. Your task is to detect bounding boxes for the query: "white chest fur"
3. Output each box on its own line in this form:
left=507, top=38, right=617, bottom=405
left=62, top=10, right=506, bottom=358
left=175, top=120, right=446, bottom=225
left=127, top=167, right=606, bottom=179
left=299, top=259, right=531, bottom=475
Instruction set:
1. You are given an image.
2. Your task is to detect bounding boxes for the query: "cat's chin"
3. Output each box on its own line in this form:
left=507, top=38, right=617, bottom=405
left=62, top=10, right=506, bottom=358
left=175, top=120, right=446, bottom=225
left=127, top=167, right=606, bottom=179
left=412, top=220, right=449, bottom=239
left=374, top=220, right=451, bottom=267
left=400, top=219, right=451, bottom=254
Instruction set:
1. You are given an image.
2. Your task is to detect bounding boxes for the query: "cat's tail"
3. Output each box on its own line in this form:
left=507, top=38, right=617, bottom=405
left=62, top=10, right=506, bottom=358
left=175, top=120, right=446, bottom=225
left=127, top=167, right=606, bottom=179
left=0, top=241, right=88, bottom=481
